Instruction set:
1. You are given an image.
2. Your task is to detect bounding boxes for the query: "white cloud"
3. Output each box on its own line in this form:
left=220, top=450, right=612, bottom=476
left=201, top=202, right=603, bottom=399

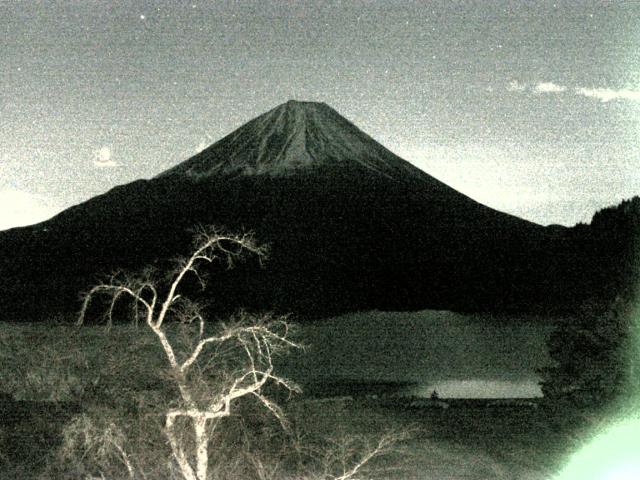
left=534, top=82, right=567, bottom=93
left=575, top=87, right=640, bottom=102
left=510, top=81, right=640, bottom=103
left=93, top=146, right=119, bottom=168
left=0, top=189, right=61, bottom=231
left=507, top=80, right=526, bottom=92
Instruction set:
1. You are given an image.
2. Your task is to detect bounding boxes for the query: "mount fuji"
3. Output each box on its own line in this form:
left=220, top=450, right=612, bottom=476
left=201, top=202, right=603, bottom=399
left=0, top=100, right=622, bottom=320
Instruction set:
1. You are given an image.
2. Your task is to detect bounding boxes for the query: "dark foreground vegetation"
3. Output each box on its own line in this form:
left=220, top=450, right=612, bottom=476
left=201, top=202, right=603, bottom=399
left=0, top=320, right=623, bottom=480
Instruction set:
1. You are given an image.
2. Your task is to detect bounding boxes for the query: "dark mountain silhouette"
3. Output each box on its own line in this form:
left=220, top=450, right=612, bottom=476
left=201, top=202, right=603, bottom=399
left=0, top=101, right=635, bottom=321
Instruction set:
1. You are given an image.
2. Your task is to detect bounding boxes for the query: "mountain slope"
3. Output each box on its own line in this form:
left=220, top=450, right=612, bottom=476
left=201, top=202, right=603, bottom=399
left=158, top=100, right=430, bottom=181
left=0, top=101, right=596, bottom=320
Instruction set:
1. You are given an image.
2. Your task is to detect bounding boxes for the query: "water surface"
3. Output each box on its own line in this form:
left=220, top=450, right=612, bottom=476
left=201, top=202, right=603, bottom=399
left=279, top=310, right=555, bottom=398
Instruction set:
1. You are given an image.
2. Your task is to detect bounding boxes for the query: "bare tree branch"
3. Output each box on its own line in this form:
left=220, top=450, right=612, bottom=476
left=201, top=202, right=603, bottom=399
left=76, top=226, right=296, bottom=480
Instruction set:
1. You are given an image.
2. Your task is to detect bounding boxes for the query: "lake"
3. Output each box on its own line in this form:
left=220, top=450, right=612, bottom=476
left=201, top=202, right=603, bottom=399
left=278, top=309, right=556, bottom=398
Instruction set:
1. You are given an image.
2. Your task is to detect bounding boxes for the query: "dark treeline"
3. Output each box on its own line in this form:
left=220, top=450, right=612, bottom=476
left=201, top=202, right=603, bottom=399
left=538, top=196, right=639, bottom=408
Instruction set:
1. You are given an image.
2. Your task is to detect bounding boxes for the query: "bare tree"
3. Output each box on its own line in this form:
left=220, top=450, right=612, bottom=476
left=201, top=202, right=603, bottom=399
left=60, top=412, right=136, bottom=479
left=78, top=227, right=301, bottom=480
left=240, top=428, right=410, bottom=480
left=314, top=430, right=411, bottom=480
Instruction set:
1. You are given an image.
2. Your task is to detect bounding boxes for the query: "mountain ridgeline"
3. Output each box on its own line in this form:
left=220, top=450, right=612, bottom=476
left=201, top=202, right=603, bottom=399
left=0, top=101, right=637, bottom=321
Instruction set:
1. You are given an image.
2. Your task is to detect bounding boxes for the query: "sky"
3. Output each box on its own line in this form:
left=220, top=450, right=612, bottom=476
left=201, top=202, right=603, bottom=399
left=1, top=0, right=639, bottom=230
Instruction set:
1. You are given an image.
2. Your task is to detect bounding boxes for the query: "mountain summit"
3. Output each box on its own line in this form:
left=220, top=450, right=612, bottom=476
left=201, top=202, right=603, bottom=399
left=159, top=100, right=426, bottom=180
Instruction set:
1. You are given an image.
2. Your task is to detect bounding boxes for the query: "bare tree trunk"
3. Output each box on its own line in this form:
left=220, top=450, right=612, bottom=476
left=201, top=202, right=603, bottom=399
left=194, top=415, right=209, bottom=480
left=166, top=415, right=197, bottom=480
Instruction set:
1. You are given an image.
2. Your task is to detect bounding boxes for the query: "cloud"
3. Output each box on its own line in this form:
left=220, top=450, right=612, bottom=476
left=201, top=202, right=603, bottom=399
left=0, top=188, right=61, bottom=231
left=534, top=82, right=567, bottom=94
left=507, top=80, right=526, bottom=92
left=575, top=87, right=640, bottom=102
left=508, top=80, right=640, bottom=103
left=93, top=146, right=119, bottom=168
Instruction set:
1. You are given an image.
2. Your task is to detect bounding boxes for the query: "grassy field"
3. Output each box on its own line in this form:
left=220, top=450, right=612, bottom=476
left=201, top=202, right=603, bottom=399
left=0, top=395, right=590, bottom=479
left=0, top=320, right=597, bottom=479
left=293, top=396, right=597, bottom=480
